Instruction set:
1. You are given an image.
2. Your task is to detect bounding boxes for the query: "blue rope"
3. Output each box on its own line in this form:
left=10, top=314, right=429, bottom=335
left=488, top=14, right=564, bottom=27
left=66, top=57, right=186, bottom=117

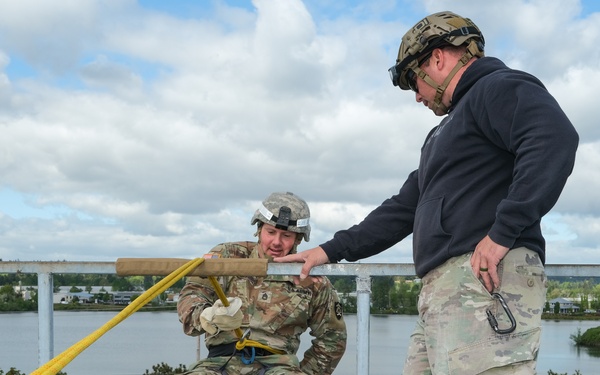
left=241, top=346, right=256, bottom=365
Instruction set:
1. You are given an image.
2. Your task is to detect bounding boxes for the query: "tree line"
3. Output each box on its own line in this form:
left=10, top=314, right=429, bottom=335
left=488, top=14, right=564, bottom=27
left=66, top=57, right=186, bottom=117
left=1, top=272, right=599, bottom=313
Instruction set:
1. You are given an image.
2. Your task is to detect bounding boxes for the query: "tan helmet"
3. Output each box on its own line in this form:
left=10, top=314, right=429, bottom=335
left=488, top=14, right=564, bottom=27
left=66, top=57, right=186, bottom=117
left=251, top=192, right=311, bottom=242
left=389, top=11, right=485, bottom=91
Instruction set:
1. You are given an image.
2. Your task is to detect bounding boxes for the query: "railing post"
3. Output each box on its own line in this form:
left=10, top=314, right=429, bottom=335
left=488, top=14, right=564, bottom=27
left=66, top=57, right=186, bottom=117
left=356, top=275, right=371, bottom=375
left=197, top=335, right=202, bottom=361
left=37, top=271, right=54, bottom=366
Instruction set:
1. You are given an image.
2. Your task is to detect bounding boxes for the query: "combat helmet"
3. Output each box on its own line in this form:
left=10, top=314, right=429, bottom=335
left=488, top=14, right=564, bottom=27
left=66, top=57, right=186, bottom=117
left=388, top=11, right=485, bottom=113
left=251, top=192, right=311, bottom=242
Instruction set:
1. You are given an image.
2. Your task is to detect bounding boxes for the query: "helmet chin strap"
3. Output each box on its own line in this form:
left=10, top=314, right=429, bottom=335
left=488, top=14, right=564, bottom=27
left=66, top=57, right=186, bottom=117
left=413, top=40, right=481, bottom=115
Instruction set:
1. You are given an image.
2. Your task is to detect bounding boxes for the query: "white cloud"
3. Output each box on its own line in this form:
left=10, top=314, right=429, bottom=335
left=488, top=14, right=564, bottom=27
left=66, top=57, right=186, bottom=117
left=0, top=0, right=597, bottom=267
left=547, top=65, right=600, bottom=142
left=0, top=0, right=106, bottom=74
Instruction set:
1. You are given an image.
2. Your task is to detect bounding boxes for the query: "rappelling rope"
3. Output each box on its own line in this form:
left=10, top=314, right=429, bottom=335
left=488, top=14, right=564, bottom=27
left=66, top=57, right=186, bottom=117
left=30, top=257, right=205, bottom=375
left=30, top=257, right=283, bottom=375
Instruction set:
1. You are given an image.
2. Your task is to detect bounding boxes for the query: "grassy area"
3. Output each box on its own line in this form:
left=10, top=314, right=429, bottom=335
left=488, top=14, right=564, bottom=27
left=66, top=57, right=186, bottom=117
left=542, top=312, right=600, bottom=321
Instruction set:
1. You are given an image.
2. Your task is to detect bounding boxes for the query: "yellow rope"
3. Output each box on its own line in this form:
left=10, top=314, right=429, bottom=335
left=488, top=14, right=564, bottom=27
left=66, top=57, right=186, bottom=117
left=235, top=336, right=285, bottom=355
left=208, top=276, right=284, bottom=355
left=31, top=257, right=284, bottom=375
left=30, top=257, right=205, bottom=375
left=208, top=276, right=245, bottom=339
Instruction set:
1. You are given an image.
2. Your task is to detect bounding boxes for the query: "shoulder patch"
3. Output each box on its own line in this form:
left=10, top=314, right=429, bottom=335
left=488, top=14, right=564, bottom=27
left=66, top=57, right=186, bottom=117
left=203, top=253, right=220, bottom=259
left=334, top=302, right=343, bottom=320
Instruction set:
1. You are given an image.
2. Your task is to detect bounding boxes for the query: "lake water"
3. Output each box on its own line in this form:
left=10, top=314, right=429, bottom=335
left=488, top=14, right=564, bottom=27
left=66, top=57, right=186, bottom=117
left=1, top=311, right=599, bottom=375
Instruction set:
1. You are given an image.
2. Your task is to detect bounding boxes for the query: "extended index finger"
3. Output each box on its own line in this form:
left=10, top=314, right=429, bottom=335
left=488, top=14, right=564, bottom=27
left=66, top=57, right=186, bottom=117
left=273, top=253, right=305, bottom=263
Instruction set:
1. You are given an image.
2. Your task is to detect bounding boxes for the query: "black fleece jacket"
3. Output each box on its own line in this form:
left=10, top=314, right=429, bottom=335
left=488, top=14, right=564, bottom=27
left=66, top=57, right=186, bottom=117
left=320, top=57, right=579, bottom=278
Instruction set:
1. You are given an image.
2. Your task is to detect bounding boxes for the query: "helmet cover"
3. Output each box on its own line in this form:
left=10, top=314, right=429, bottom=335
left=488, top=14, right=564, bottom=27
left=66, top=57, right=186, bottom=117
left=390, top=11, right=485, bottom=90
left=251, top=192, right=311, bottom=242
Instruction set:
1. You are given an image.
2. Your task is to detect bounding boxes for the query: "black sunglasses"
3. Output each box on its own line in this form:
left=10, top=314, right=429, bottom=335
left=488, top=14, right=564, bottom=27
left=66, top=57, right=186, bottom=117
left=388, top=51, right=431, bottom=93
left=406, top=69, right=418, bottom=93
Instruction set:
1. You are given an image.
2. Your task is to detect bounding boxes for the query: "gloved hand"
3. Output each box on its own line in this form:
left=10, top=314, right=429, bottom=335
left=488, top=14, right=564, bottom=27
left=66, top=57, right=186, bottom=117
left=200, top=297, right=243, bottom=335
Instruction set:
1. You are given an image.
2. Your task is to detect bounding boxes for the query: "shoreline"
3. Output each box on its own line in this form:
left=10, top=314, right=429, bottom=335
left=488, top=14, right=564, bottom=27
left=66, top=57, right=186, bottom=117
left=3, top=306, right=599, bottom=321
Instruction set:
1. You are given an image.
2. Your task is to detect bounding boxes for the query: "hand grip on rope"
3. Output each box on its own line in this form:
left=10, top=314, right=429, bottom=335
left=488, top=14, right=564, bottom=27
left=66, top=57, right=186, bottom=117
left=208, top=277, right=285, bottom=355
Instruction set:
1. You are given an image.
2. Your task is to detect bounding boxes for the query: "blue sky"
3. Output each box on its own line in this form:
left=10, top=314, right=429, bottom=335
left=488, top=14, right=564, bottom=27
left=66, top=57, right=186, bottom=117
left=1, top=0, right=599, bottom=266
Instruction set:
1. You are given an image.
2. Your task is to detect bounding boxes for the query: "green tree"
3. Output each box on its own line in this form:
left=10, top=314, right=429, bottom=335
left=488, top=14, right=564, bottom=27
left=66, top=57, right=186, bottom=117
left=342, top=295, right=357, bottom=313
left=69, top=286, right=83, bottom=293
left=393, top=279, right=420, bottom=314
left=0, top=285, right=37, bottom=311
left=572, top=326, right=600, bottom=348
left=0, top=368, right=67, bottom=374
left=371, top=276, right=395, bottom=313
left=111, top=277, right=134, bottom=291
left=332, top=277, right=355, bottom=294
left=581, top=294, right=589, bottom=311
left=144, top=362, right=187, bottom=374
left=0, top=285, right=18, bottom=303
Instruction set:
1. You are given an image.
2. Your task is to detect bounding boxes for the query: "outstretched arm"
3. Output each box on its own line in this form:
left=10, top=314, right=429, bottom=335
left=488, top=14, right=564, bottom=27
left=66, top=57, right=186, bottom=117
left=276, top=171, right=419, bottom=281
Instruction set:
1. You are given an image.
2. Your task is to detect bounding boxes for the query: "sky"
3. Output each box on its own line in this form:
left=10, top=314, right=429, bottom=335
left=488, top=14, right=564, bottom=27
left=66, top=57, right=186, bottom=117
left=0, top=0, right=599, bottom=267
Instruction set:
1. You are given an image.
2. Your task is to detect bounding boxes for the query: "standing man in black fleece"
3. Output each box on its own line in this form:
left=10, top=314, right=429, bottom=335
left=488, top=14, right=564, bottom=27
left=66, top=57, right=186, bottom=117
left=276, top=11, right=579, bottom=374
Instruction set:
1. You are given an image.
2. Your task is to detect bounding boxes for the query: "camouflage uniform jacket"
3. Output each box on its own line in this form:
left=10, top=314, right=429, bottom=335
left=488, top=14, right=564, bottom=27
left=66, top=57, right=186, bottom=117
left=177, top=241, right=347, bottom=375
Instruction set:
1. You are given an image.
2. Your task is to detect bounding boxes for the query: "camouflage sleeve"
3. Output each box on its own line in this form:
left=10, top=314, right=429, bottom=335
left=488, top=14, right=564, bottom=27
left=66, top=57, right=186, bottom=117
left=177, top=242, right=253, bottom=336
left=299, top=277, right=347, bottom=375
left=177, top=275, right=217, bottom=336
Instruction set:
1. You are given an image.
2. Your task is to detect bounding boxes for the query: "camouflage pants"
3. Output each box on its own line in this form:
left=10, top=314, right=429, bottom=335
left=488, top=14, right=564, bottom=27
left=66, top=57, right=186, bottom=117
left=403, top=247, right=547, bottom=375
left=183, top=354, right=306, bottom=375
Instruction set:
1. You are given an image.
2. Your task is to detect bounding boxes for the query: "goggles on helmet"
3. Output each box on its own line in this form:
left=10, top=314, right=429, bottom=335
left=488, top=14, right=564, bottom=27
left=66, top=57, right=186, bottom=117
left=258, top=204, right=309, bottom=231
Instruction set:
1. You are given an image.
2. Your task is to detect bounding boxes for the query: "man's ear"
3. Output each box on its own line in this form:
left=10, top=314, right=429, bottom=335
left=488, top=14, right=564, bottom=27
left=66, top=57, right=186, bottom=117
left=432, top=48, right=444, bottom=69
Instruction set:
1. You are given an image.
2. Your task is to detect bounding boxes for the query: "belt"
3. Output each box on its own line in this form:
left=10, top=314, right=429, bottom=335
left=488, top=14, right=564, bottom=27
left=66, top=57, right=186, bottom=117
left=208, top=342, right=276, bottom=358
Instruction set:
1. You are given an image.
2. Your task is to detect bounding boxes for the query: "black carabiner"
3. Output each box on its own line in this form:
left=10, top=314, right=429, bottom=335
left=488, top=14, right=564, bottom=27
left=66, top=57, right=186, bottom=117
left=486, top=292, right=517, bottom=334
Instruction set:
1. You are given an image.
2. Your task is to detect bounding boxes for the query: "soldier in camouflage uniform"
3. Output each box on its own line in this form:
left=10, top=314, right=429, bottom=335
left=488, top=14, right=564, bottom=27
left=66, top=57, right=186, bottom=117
left=177, top=192, right=346, bottom=375
left=276, top=11, right=578, bottom=375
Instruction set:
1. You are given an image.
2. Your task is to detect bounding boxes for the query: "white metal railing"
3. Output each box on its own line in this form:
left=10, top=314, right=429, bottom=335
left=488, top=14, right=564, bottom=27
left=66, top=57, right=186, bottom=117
left=1, top=261, right=600, bottom=375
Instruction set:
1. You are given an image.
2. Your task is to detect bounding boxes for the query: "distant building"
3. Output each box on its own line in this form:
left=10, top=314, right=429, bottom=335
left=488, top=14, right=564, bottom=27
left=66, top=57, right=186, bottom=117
left=52, top=286, right=113, bottom=304
left=113, top=291, right=141, bottom=305
left=13, top=284, right=36, bottom=301
left=166, top=293, right=179, bottom=303
left=54, top=286, right=113, bottom=294
left=548, top=297, right=580, bottom=313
